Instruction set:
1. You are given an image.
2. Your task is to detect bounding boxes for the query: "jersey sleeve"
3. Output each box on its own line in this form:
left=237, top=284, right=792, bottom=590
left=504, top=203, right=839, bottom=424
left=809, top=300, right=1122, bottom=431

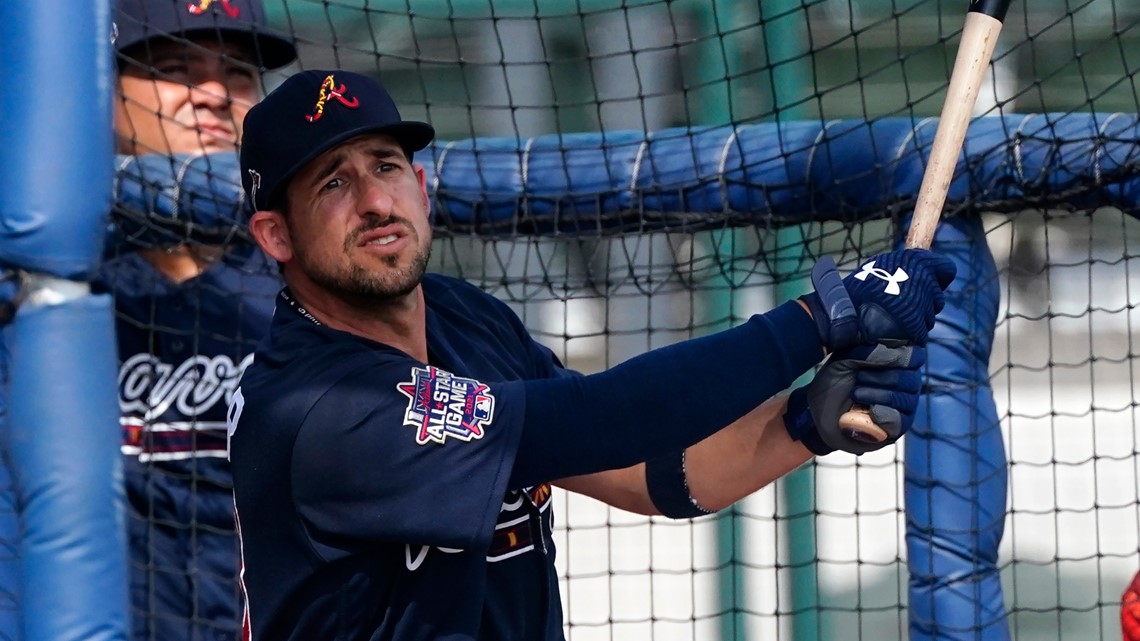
left=290, top=356, right=527, bottom=554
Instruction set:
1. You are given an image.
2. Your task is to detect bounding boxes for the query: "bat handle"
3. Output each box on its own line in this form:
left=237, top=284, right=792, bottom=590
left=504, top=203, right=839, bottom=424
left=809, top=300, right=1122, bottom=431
left=833, top=5, right=1010, bottom=449
left=839, top=405, right=890, bottom=444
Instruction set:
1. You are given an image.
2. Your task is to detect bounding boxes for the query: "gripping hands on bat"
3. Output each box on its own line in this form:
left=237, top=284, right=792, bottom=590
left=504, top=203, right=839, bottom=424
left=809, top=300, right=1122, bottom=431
left=785, top=342, right=926, bottom=456
left=802, top=249, right=956, bottom=351
left=783, top=249, right=956, bottom=455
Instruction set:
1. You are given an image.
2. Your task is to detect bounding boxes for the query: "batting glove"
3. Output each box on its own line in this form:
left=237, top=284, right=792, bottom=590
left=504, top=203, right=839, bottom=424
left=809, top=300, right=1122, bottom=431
left=783, top=342, right=926, bottom=456
left=1123, top=569, right=1140, bottom=641
left=802, top=249, right=956, bottom=352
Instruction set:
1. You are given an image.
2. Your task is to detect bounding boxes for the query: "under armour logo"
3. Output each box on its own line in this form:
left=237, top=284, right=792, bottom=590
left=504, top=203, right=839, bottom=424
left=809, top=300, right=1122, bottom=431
left=853, top=260, right=909, bottom=295
left=188, top=0, right=240, bottom=18
left=306, top=75, right=360, bottom=122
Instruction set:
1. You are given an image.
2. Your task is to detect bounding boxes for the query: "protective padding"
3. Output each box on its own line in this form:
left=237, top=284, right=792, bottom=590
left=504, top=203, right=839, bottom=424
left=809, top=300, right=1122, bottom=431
left=906, top=215, right=1009, bottom=641
left=7, top=297, right=126, bottom=641
left=0, top=2, right=124, bottom=641
left=0, top=1, right=115, bottom=279
left=112, top=113, right=1140, bottom=247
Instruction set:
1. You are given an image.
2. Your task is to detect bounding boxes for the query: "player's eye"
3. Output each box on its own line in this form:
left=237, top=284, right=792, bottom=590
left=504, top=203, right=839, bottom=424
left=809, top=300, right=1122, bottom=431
left=226, top=65, right=255, bottom=81
left=320, top=177, right=343, bottom=192
left=155, top=63, right=190, bottom=79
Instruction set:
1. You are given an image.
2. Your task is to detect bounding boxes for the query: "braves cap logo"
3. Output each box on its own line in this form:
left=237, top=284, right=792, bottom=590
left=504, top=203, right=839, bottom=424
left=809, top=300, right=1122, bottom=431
left=247, top=169, right=261, bottom=206
left=188, top=0, right=240, bottom=18
left=397, top=366, right=495, bottom=445
left=306, top=74, right=360, bottom=123
left=854, top=260, right=909, bottom=295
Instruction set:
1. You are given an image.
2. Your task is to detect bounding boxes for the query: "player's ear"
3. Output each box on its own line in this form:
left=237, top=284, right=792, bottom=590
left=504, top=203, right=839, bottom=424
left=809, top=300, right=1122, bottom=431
left=414, top=163, right=430, bottom=212
left=249, top=210, right=294, bottom=264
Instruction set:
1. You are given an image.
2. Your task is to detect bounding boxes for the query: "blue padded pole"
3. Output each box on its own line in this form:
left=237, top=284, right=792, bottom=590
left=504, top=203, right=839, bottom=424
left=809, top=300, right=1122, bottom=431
left=905, top=215, right=1010, bottom=641
left=0, top=1, right=116, bottom=278
left=0, top=344, right=16, bottom=641
left=0, top=1, right=126, bottom=641
left=6, top=298, right=124, bottom=641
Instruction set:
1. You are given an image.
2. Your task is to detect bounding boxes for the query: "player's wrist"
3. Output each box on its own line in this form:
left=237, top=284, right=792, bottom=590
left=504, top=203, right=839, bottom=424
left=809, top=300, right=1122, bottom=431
left=803, top=255, right=858, bottom=353
left=782, top=388, right=835, bottom=456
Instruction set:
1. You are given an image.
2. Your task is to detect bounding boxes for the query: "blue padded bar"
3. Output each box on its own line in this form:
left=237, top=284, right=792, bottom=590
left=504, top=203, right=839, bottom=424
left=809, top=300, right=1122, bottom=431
left=112, top=113, right=1140, bottom=244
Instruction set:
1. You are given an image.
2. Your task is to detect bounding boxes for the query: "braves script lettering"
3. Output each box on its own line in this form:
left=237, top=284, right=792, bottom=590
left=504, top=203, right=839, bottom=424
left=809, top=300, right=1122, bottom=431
left=120, top=352, right=254, bottom=420
left=403, top=485, right=552, bottom=571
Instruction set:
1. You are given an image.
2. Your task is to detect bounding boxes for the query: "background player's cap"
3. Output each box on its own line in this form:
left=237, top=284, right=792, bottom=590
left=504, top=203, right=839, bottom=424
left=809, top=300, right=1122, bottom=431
left=239, top=69, right=436, bottom=213
left=113, top=0, right=297, bottom=70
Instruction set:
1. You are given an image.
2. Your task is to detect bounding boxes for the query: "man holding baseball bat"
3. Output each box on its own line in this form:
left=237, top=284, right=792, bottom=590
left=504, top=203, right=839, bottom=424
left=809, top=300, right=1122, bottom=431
left=226, top=69, right=956, bottom=641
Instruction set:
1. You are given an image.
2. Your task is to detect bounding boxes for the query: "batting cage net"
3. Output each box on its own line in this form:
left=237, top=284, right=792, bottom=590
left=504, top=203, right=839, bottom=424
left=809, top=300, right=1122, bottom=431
left=38, top=0, right=1140, bottom=640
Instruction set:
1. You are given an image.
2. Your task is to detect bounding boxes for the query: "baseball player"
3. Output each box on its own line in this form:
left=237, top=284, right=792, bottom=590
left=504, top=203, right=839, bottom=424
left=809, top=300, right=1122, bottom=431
left=228, top=69, right=956, bottom=641
left=98, top=1, right=295, bottom=640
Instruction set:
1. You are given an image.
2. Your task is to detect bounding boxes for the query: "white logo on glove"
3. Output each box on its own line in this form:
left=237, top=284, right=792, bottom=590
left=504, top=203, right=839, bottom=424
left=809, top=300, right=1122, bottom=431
left=854, top=261, right=909, bottom=295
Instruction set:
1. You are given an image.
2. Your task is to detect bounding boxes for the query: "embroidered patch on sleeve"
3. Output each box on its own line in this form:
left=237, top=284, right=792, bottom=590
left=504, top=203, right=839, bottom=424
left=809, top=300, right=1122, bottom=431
left=397, top=366, right=496, bottom=445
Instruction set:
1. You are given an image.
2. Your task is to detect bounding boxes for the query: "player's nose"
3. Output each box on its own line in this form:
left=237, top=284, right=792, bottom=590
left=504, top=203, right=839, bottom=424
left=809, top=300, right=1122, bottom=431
left=189, top=79, right=231, bottom=111
left=355, top=177, right=396, bottom=220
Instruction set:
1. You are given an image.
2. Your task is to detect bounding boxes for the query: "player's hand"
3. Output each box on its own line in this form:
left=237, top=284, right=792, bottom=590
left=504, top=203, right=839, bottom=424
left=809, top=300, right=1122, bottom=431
left=1122, top=569, right=1140, bottom=641
left=783, top=342, right=925, bottom=455
left=802, top=249, right=956, bottom=352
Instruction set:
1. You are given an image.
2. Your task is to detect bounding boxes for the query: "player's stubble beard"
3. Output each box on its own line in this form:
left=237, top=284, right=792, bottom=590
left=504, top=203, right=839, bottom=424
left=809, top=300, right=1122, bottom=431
left=291, top=215, right=432, bottom=307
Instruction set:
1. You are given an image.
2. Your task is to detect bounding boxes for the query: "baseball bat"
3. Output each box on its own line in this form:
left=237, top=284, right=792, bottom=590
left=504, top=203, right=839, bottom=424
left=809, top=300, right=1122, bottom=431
left=837, top=0, right=1013, bottom=444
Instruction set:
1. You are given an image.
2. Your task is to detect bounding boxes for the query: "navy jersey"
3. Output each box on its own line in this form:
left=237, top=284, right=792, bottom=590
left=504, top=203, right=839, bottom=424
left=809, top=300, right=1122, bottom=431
left=229, top=274, right=572, bottom=641
left=96, top=247, right=281, bottom=641
left=97, top=248, right=278, bottom=486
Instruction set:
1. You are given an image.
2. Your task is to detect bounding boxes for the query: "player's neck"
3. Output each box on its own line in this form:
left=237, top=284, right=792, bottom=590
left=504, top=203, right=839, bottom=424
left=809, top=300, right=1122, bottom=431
left=286, top=280, right=429, bottom=362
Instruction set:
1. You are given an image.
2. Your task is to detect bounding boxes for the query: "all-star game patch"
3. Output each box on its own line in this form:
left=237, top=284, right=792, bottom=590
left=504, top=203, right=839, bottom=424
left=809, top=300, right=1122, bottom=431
left=397, top=366, right=495, bottom=445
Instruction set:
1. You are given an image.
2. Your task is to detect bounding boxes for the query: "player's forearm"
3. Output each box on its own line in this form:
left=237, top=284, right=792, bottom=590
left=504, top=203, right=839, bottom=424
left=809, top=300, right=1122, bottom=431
left=554, top=397, right=812, bottom=516
left=683, top=395, right=813, bottom=512
left=510, top=301, right=823, bottom=489
left=554, top=466, right=658, bottom=515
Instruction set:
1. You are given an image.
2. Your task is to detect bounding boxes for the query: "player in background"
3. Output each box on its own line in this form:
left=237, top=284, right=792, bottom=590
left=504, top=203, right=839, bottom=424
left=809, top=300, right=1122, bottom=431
left=227, top=69, right=956, bottom=641
left=97, top=1, right=296, bottom=640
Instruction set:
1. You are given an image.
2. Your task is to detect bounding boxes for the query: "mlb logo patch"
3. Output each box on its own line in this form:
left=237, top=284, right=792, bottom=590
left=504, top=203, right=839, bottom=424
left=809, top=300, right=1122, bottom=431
left=397, top=366, right=495, bottom=445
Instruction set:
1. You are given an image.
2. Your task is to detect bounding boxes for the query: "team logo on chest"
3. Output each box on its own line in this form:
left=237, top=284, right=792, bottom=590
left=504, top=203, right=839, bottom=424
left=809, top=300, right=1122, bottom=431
left=397, top=366, right=495, bottom=445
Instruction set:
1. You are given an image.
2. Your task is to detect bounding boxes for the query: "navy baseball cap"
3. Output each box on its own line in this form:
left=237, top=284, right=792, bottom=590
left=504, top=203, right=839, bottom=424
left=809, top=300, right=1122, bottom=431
left=240, top=69, right=435, bottom=212
left=113, top=0, right=297, bottom=70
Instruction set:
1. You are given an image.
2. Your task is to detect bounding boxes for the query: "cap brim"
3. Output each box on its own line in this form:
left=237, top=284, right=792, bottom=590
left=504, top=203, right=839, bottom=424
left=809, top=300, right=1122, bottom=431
left=117, top=27, right=298, bottom=70
left=383, top=121, right=436, bottom=154
left=261, top=121, right=436, bottom=210
left=232, top=29, right=298, bottom=70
